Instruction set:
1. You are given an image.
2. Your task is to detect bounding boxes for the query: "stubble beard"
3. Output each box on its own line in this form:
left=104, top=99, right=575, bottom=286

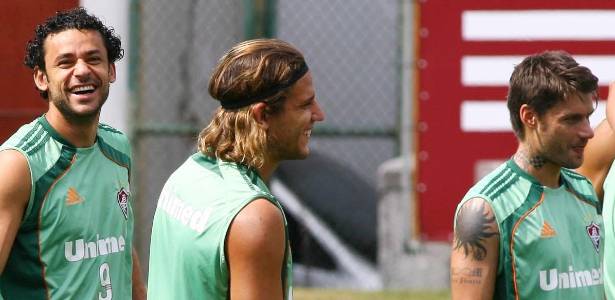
left=534, top=150, right=581, bottom=170
left=557, top=152, right=583, bottom=169
left=50, top=86, right=108, bottom=125
left=542, top=141, right=582, bottom=169
left=267, top=133, right=308, bottom=162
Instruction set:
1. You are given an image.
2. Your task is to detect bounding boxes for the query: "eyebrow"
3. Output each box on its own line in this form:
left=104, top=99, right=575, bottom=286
left=562, top=109, right=594, bottom=119
left=54, top=49, right=103, bottom=60
left=83, top=49, right=103, bottom=56
left=53, top=53, right=74, bottom=61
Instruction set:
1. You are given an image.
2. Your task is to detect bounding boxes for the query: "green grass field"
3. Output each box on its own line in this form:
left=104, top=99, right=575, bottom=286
left=294, top=288, right=451, bottom=300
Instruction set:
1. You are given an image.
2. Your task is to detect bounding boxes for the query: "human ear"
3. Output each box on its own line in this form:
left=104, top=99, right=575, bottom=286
left=519, top=104, right=537, bottom=129
left=251, top=102, right=269, bottom=129
left=109, top=63, right=116, bottom=83
left=33, top=66, right=49, bottom=93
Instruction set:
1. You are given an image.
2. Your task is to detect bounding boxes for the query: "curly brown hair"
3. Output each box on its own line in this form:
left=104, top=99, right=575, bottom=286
left=24, top=7, right=123, bottom=99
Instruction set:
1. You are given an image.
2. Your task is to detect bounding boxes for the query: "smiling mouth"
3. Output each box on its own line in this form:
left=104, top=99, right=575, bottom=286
left=305, top=129, right=312, bottom=137
left=70, top=85, right=96, bottom=95
left=572, top=145, right=586, bottom=154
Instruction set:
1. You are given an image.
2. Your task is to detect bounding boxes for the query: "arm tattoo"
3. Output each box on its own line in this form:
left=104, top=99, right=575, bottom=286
left=454, top=201, right=498, bottom=261
left=451, top=267, right=483, bottom=285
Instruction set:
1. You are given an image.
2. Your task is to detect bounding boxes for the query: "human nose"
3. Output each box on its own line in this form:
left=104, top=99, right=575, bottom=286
left=581, top=118, right=594, bottom=139
left=73, top=60, right=91, bottom=79
left=312, top=99, right=325, bottom=122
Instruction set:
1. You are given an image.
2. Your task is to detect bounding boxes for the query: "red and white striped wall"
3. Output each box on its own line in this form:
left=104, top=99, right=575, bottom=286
left=417, top=1, right=615, bottom=241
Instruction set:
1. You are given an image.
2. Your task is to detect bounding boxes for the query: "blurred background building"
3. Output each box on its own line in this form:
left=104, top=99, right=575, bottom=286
left=3, top=0, right=615, bottom=291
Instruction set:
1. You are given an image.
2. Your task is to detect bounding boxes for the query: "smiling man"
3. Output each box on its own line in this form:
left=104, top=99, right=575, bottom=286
left=450, top=51, right=604, bottom=299
left=0, top=8, right=145, bottom=299
left=148, top=39, right=325, bottom=300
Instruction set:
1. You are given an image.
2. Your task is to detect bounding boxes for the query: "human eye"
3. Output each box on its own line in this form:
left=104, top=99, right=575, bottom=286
left=300, top=96, right=315, bottom=109
left=88, top=56, right=102, bottom=64
left=57, top=59, right=74, bottom=69
left=55, top=54, right=77, bottom=68
left=563, top=115, right=584, bottom=125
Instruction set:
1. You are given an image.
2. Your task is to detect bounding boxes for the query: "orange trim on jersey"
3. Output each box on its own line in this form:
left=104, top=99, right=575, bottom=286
left=510, top=192, right=545, bottom=300
left=100, top=150, right=131, bottom=183
left=37, top=153, right=76, bottom=299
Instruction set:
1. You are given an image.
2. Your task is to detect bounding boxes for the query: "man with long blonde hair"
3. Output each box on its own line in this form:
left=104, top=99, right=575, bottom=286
left=148, top=39, right=325, bottom=299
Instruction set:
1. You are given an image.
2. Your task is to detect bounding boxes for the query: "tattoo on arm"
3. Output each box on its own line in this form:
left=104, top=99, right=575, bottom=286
left=451, top=267, right=483, bottom=285
left=454, top=201, right=498, bottom=261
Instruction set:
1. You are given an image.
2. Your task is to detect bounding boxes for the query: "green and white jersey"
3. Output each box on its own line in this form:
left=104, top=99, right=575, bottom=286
left=0, top=116, right=134, bottom=299
left=455, top=159, right=603, bottom=300
left=603, top=161, right=615, bottom=300
left=148, top=153, right=293, bottom=300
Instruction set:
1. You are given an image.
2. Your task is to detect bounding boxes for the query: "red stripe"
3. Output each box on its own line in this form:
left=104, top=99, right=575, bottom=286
left=460, top=87, right=510, bottom=100
left=417, top=0, right=615, bottom=240
left=459, top=0, right=615, bottom=10
left=461, top=41, right=615, bottom=56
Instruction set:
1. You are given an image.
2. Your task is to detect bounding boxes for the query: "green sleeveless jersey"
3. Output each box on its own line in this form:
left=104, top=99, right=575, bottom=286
left=603, top=162, right=615, bottom=300
left=148, top=153, right=293, bottom=300
left=0, top=116, right=134, bottom=299
left=455, top=159, right=603, bottom=299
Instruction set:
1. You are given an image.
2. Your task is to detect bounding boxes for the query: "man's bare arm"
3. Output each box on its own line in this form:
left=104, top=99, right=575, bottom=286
left=0, top=150, right=31, bottom=273
left=227, top=199, right=286, bottom=300
left=606, top=82, right=615, bottom=130
left=579, top=82, right=615, bottom=199
left=577, top=119, right=615, bottom=199
left=451, top=197, right=499, bottom=300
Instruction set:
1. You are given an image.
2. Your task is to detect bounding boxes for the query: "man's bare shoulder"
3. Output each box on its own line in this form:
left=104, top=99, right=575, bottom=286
left=228, top=199, right=285, bottom=253
left=0, top=149, right=31, bottom=205
left=454, top=197, right=499, bottom=261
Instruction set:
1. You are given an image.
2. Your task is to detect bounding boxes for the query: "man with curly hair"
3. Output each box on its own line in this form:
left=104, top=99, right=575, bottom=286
left=147, top=39, right=325, bottom=299
left=451, top=51, right=604, bottom=299
left=0, top=7, right=145, bottom=299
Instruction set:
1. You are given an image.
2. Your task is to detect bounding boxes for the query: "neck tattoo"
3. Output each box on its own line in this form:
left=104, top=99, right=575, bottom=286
left=516, top=151, right=546, bottom=169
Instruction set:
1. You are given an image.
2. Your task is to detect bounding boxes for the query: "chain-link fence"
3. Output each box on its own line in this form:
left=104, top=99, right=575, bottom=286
left=132, top=0, right=404, bottom=281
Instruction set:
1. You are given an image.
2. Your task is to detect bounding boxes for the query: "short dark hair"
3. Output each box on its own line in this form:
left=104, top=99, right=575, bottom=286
left=507, top=50, right=598, bottom=140
left=24, top=7, right=124, bottom=99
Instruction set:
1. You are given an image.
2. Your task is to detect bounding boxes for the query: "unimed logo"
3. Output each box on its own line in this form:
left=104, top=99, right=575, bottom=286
left=65, top=235, right=126, bottom=262
left=539, top=266, right=603, bottom=291
left=157, top=187, right=212, bottom=234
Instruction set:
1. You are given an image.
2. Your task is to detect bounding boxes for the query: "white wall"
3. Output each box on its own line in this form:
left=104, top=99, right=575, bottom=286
left=81, top=0, right=130, bottom=134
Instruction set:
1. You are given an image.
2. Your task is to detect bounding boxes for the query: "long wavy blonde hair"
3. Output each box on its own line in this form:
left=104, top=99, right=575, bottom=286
left=198, top=39, right=307, bottom=168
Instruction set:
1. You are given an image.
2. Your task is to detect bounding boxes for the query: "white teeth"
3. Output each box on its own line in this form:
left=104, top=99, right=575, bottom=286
left=306, top=130, right=312, bottom=137
left=71, top=85, right=95, bottom=93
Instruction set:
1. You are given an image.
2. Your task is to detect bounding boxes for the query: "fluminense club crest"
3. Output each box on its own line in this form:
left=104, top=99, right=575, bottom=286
left=586, top=222, right=600, bottom=253
left=117, top=187, right=130, bottom=220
